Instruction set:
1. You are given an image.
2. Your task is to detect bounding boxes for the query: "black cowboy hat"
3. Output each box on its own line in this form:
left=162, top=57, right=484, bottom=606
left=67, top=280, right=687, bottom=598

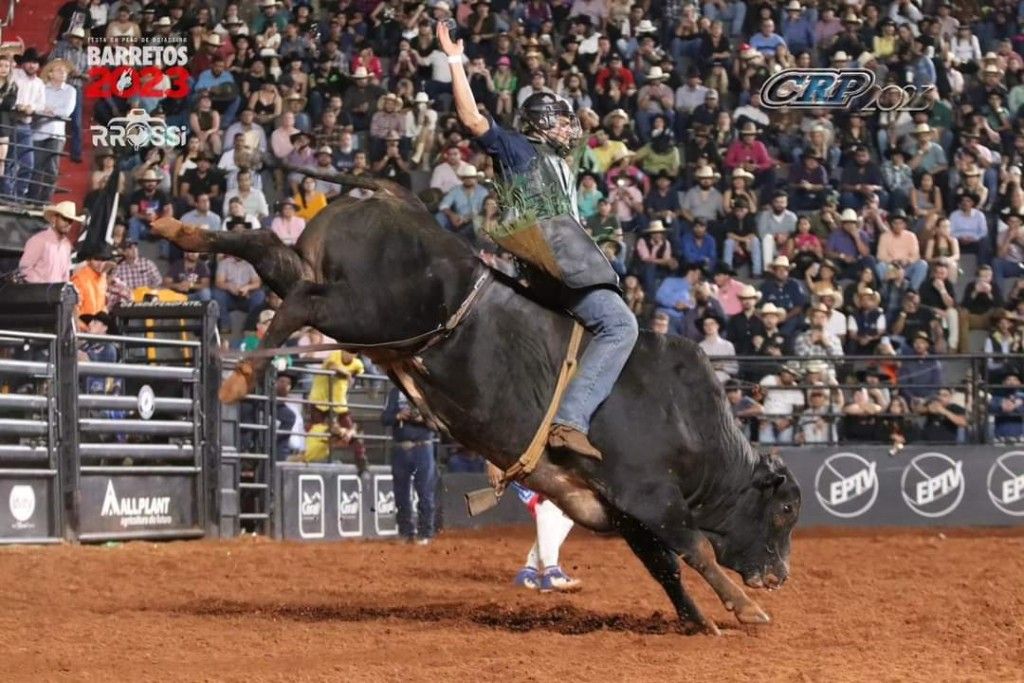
left=226, top=216, right=252, bottom=230
left=889, top=208, right=909, bottom=222
left=697, top=311, right=723, bottom=329
left=16, top=48, right=43, bottom=65
left=715, top=263, right=737, bottom=277
left=80, top=311, right=121, bottom=335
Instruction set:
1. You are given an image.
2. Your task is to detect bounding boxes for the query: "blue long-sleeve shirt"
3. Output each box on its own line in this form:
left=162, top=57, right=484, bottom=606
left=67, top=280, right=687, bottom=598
left=381, top=387, right=437, bottom=442
left=655, top=277, right=693, bottom=322
left=781, top=16, right=816, bottom=53
left=680, top=232, right=717, bottom=269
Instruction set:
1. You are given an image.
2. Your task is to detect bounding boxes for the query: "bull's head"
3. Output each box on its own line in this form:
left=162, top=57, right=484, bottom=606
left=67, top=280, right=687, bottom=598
left=704, top=450, right=801, bottom=590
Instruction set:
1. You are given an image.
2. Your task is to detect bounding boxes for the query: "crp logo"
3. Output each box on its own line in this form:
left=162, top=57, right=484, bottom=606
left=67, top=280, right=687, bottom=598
left=901, top=452, right=965, bottom=518
left=987, top=451, right=1024, bottom=517
left=8, top=485, right=36, bottom=525
left=760, top=68, right=935, bottom=112
left=814, top=452, right=878, bottom=518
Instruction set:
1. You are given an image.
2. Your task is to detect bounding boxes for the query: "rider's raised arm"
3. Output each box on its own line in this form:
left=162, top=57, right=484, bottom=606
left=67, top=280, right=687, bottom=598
left=437, top=22, right=489, bottom=137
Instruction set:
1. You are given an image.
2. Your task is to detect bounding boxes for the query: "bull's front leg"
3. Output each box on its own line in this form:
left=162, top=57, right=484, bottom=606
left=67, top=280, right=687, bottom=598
left=679, top=533, right=770, bottom=626
left=220, top=281, right=318, bottom=403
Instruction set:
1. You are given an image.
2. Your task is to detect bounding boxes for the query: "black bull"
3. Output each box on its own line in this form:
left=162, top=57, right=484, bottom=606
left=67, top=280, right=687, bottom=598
left=152, top=183, right=801, bottom=635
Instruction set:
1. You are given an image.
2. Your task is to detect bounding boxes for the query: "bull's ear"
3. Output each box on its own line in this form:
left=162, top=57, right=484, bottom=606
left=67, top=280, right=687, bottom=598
left=756, top=470, right=786, bottom=491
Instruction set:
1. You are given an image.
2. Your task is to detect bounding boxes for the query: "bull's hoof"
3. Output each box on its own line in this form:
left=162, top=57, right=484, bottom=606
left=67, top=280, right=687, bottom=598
left=219, top=364, right=254, bottom=404
left=150, top=217, right=210, bottom=252
left=734, top=602, right=771, bottom=625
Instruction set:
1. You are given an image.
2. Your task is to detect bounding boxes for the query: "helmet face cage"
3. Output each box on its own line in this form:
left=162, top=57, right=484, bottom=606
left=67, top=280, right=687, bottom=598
left=521, top=96, right=582, bottom=155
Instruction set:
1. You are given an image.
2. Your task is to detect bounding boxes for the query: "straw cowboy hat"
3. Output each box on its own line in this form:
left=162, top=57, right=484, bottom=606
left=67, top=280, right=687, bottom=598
left=602, top=108, right=629, bottom=127
left=760, top=303, right=785, bottom=317
left=636, top=19, right=657, bottom=34
left=769, top=255, right=793, bottom=270
left=914, top=122, right=932, bottom=135
left=786, top=0, right=802, bottom=10
left=739, top=121, right=759, bottom=135
left=832, top=51, right=850, bottom=62
left=645, top=66, right=669, bottom=82
left=859, top=288, right=882, bottom=303
left=739, top=284, right=762, bottom=301
left=732, top=168, right=754, bottom=181
left=644, top=220, right=668, bottom=234
left=694, top=166, right=719, bottom=180
left=43, top=201, right=84, bottom=224
left=804, top=359, right=829, bottom=374
left=352, top=66, right=370, bottom=79
left=840, top=208, right=860, bottom=223
left=817, top=287, right=839, bottom=300
left=204, top=33, right=223, bottom=47
left=65, top=27, right=86, bottom=39
left=457, top=164, right=480, bottom=178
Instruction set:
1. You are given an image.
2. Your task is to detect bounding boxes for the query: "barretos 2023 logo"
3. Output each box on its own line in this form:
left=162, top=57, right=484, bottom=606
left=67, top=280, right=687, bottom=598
left=760, top=69, right=936, bottom=112
left=85, top=38, right=190, bottom=101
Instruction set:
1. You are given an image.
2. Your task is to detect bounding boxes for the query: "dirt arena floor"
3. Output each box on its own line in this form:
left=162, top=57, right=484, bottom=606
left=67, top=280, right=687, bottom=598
left=1, top=527, right=1022, bottom=682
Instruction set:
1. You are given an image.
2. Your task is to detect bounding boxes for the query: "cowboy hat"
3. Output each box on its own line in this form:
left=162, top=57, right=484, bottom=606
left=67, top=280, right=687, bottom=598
left=203, top=33, right=222, bottom=46
left=964, top=165, right=982, bottom=177
left=804, top=359, right=828, bottom=374
left=889, top=208, right=909, bottom=222
left=914, top=122, right=932, bottom=135
left=602, top=108, right=629, bottom=126
left=732, top=168, right=754, bottom=181
left=153, top=16, right=172, bottom=27
left=842, top=13, right=862, bottom=24
left=457, top=164, right=479, bottom=178
left=817, top=287, right=839, bottom=299
left=645, top=66, right=668, bottom=81
left=740, top=46, right=761, bottom=60
left=694, top=166, right=718, bottom=180
left=16, top=48, right=43, bottom=65
left=352, top=66, right=370, bottom=79
left=739, top=121, right=759, bottom=135
left=596, top=234, right=623, bottom=255
left=414, top=91, right=431, bottom=104
left=786, top=0, right=802, bottom=9
left=759, top=303, right=785, bottom=317
left=840, top=208, right=860, bottom=223
left=779, top=361, right=804, bottom=376
left=316, top=145, right=333, bottom=155
left=738, top=284, right=762, bottom=301
left=44, top=201, right=85, bottom=224
left=139, top=168, right=163, bottom=183
left=644, top=220, right=667, bottom=234
left=769, top=255, right=793, bottom=270
left=832, top=51, right=850, bottom=62
left=636, top=19, right=657, bottom=34
left=434, top=1, right=451, bottom=11
left=80, top=311, right=120, bottom=335
left=859, top=288, right=882, bottom=302
left=259, top=0, right=279, bottom=6
left=65, top=27, right=86, bottom=39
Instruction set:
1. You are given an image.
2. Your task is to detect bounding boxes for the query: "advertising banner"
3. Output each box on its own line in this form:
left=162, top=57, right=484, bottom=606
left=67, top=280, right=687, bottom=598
left=274, top=462, right=363, bottom=541
left=78, top=474, right=197, bottom=537
left=778, top=446, right=1024, bottom=527
left=0, top=478, right=54, bottom=540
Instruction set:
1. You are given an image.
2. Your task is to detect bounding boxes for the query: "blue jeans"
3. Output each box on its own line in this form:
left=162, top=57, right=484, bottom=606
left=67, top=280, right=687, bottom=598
left=2, top=123, right=33, bottom=199
left=211, top=287, right=267, bottom=331
left=876, top=259, right=928, bottom=291
left=723, top=237, right=763, bottom=275
left=391, top=443, right=437, bottom=539
left=554, top=287, right=639, bottom=434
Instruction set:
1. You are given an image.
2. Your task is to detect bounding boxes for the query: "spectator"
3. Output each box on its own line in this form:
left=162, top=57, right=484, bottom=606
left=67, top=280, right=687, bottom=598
left=794, top=302, right=844, bottom=358
left=163, top=251, right=212, bottom=302
left=430, top=146, right=465, bottom=194
left=699, top=313, right=737, bottom=383
left=758, top=362, right=805, bottom=445
left=922, top=217, right=961, bottom=278
left=712, top=264, right=745, bottom=318
left=875, top=210, right=927, bottom=290
left=29, top=59, right=76, bottom=203
left=222, top=169, right=270, bottom=224
left=680, top=166, right=723, bottom=230
left=597, top=234, right=627, bottom=278
left=19, top=201, right=80, bottom=283
left=4, top=48, right=45, bottom=200
left=70, top=242, right=117, bottom=317
left=679, top=281, right=726, bottom=341
left=984, top=310, right=1024, bottom=382
left=194, top=56, right=241, bottom=129
left=816, top=287, right=848, bottom=343
left=371, top=131, right=413, bottom=187
left=679, top=218, right=717, bottom=273
left=760, top=255, right=808, bottom=336
left=725, top=379, right=763, bottom=440
left=294, top=175, right=328, bottom=222
left=725, top=285, right=766, bottom=355
left=919, top=259, right=960, bottom=352
left=840, top=145, right=886, bottom=210
left=958, top=264, right=1004, bottom=351
left=797, top=386, right=839, bottom=445
left=181, top=193, right=222, bottom=233
left=179, top=153, right=226, bottom=208
left=949, top=193, right=992, bottom=265
left=720, top=197, right=761, bottom=275
left=270, top=198, right=306, bottom=246
left=899, top=331, right=943, bottom=404
left=127, top=168, right=173, bottom=242
left=381, top=385, right=437, bottom=545
left=284, top=130, right=316, bottom=192
left=212, top=219, right=267, bottom=332
left=586, top=197, right=621, bottom=238
left=825, top=209, right=876, bottom=281
left=757, top=190, right=798, bottom=268
left=847, top=289, right=887, bottom=355
left=990, top=372, right=1024, bottom=441
left=634, top=66, right=676, bottom=141
left=439, top=164, right=487, bottom=238
left=189, top=93, right=224, bottom=157
left=225, top=107, right=268, bottom=155
left=841, top=384, right=887, bottom=442
left=918, top=387, right=968, bottom=443
left=655, top=262, right=701, bottom=331
left=112, top=239, right=161, bottom=293
left=724, top=122, right=776, bottom=201
left=787, top=151, right=829, bottom=213
left=995, top=208, right=1024, bottom=289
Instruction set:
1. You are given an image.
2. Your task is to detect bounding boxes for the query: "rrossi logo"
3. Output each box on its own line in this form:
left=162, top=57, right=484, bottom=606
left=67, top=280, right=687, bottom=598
left=987, top=451, right=1024, bottom=517
left=814, top=452, right=878, bottom=518
left=8, top=485, right=36, bottom=529
left=901, top=453, right=965, bottom=518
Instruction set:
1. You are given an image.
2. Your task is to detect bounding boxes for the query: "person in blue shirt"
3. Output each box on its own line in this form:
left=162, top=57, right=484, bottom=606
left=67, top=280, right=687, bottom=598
left=655, top=263, right=702, bottom=328
left=438, top=165, right=490, bottom=240
left=438, top=22, right=638, bottom=461
left=381, top=386, right=438, bottom=545
left=760, top=255, right=809, bottom=336
left=780, top=1, right=817, bottom=55
left=194, top=57, right=241, bottom=130
left=749, top=18, right=787, bottom=57
left=679, top=218, right=718, bottom=272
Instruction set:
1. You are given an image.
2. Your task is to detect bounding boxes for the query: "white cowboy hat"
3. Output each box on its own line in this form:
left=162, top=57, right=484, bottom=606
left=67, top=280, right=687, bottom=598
left=644, top=220, right=667, bottom=234
left=840, top=208, right=860, bottom=223
left=804, top=359, right=828, bottom=374
left=43, top=201, right=85, bottom=224
left=203, top=33, right=222, bottom=46
left=832, top=50, right=850, bottom=62
left=636, top=19, right=657, bottom=33
left=857, top=51, right=875, bottom=66
left=694, top=166, right=718, bottom=180
left=154, top=16, right=172, bottom=27
left=817, top=287, right=839, bottom=299
left=732, top=168, right=754, bottom=180
left=769, top=255, right=793, bottom=270
left=646, top=66, right=668, bottom=81
left=316, top=145, right=333, bottom=155
left=66, top=27, right=86, bottom=39
left=786, top=0, right=802, bottom=9
left=457, top=164, right=479, bottom=178
left=759, top=303, right=784, bottom=316
left=352, top=66, right=370, bottom=79
left=259, top=0, right=279, bottom=7
left=739, top=284, right=762, bottom=301
left=913, top=122, right=932, bottom=134
left=414, top=91, right=430, bottom=103
left=434, top=1, right=451, bottom=11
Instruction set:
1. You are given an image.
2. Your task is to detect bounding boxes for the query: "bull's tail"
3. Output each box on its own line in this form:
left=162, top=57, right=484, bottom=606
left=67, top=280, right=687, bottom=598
left=282, top=164, right=428, bottom=212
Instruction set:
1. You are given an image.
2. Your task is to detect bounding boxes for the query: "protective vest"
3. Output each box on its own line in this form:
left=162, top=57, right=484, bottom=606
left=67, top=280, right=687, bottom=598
left=490, top=141, right=619, bottom=292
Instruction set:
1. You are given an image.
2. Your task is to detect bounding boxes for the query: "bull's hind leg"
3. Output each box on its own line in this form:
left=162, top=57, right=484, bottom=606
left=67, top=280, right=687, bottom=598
left=220, top=280, right=320, bottom=403
left=614, top=512, right=719, bottom=636
left=614, top=481, right=769, bottom=627
left=150, top=217, right=306, bottom=295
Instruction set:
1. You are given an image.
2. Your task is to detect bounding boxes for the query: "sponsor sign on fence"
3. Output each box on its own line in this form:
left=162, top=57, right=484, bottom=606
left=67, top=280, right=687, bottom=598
left=782, top=446, right=1024, bottom=526
left=0, top=479, right=52, bottom=539
left=77, top=475, right=197, bottom=536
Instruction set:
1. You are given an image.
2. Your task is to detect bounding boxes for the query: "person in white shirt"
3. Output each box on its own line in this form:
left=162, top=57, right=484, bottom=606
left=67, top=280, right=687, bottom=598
left=221, top=169, right=269, bottom=225
left=30, top=59, right=76, bottom=202
left=4, top=48, right=47, bottom=199
left=697, top=314, right=738, bottom=383
left=759, top=363, right=806, bottom=444
left=429, top=145, right=464, bottom=194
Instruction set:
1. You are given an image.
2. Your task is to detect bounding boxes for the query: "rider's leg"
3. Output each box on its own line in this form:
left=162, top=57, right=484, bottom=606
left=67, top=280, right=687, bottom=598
left=550, top=287, right=638, bottom=459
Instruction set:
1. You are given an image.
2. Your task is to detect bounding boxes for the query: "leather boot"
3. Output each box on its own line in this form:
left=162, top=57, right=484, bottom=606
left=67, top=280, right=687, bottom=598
left=548, top=424, right=603, bottom=461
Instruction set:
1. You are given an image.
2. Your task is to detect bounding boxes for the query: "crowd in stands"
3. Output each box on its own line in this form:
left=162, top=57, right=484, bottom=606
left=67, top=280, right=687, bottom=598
left=17, top=0, right=1024, bottom=447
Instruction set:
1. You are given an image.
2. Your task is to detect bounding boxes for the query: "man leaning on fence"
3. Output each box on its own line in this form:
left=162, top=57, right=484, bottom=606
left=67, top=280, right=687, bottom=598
left=18, top=201, right=80, bottom=283
left=382, top=386, right=437, bottom=546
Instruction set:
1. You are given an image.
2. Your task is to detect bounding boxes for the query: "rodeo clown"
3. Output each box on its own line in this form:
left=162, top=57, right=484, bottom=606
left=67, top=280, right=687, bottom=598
left=438, top=22, right=638, bottom=462
left=487, top=462, right=580, bottom=592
